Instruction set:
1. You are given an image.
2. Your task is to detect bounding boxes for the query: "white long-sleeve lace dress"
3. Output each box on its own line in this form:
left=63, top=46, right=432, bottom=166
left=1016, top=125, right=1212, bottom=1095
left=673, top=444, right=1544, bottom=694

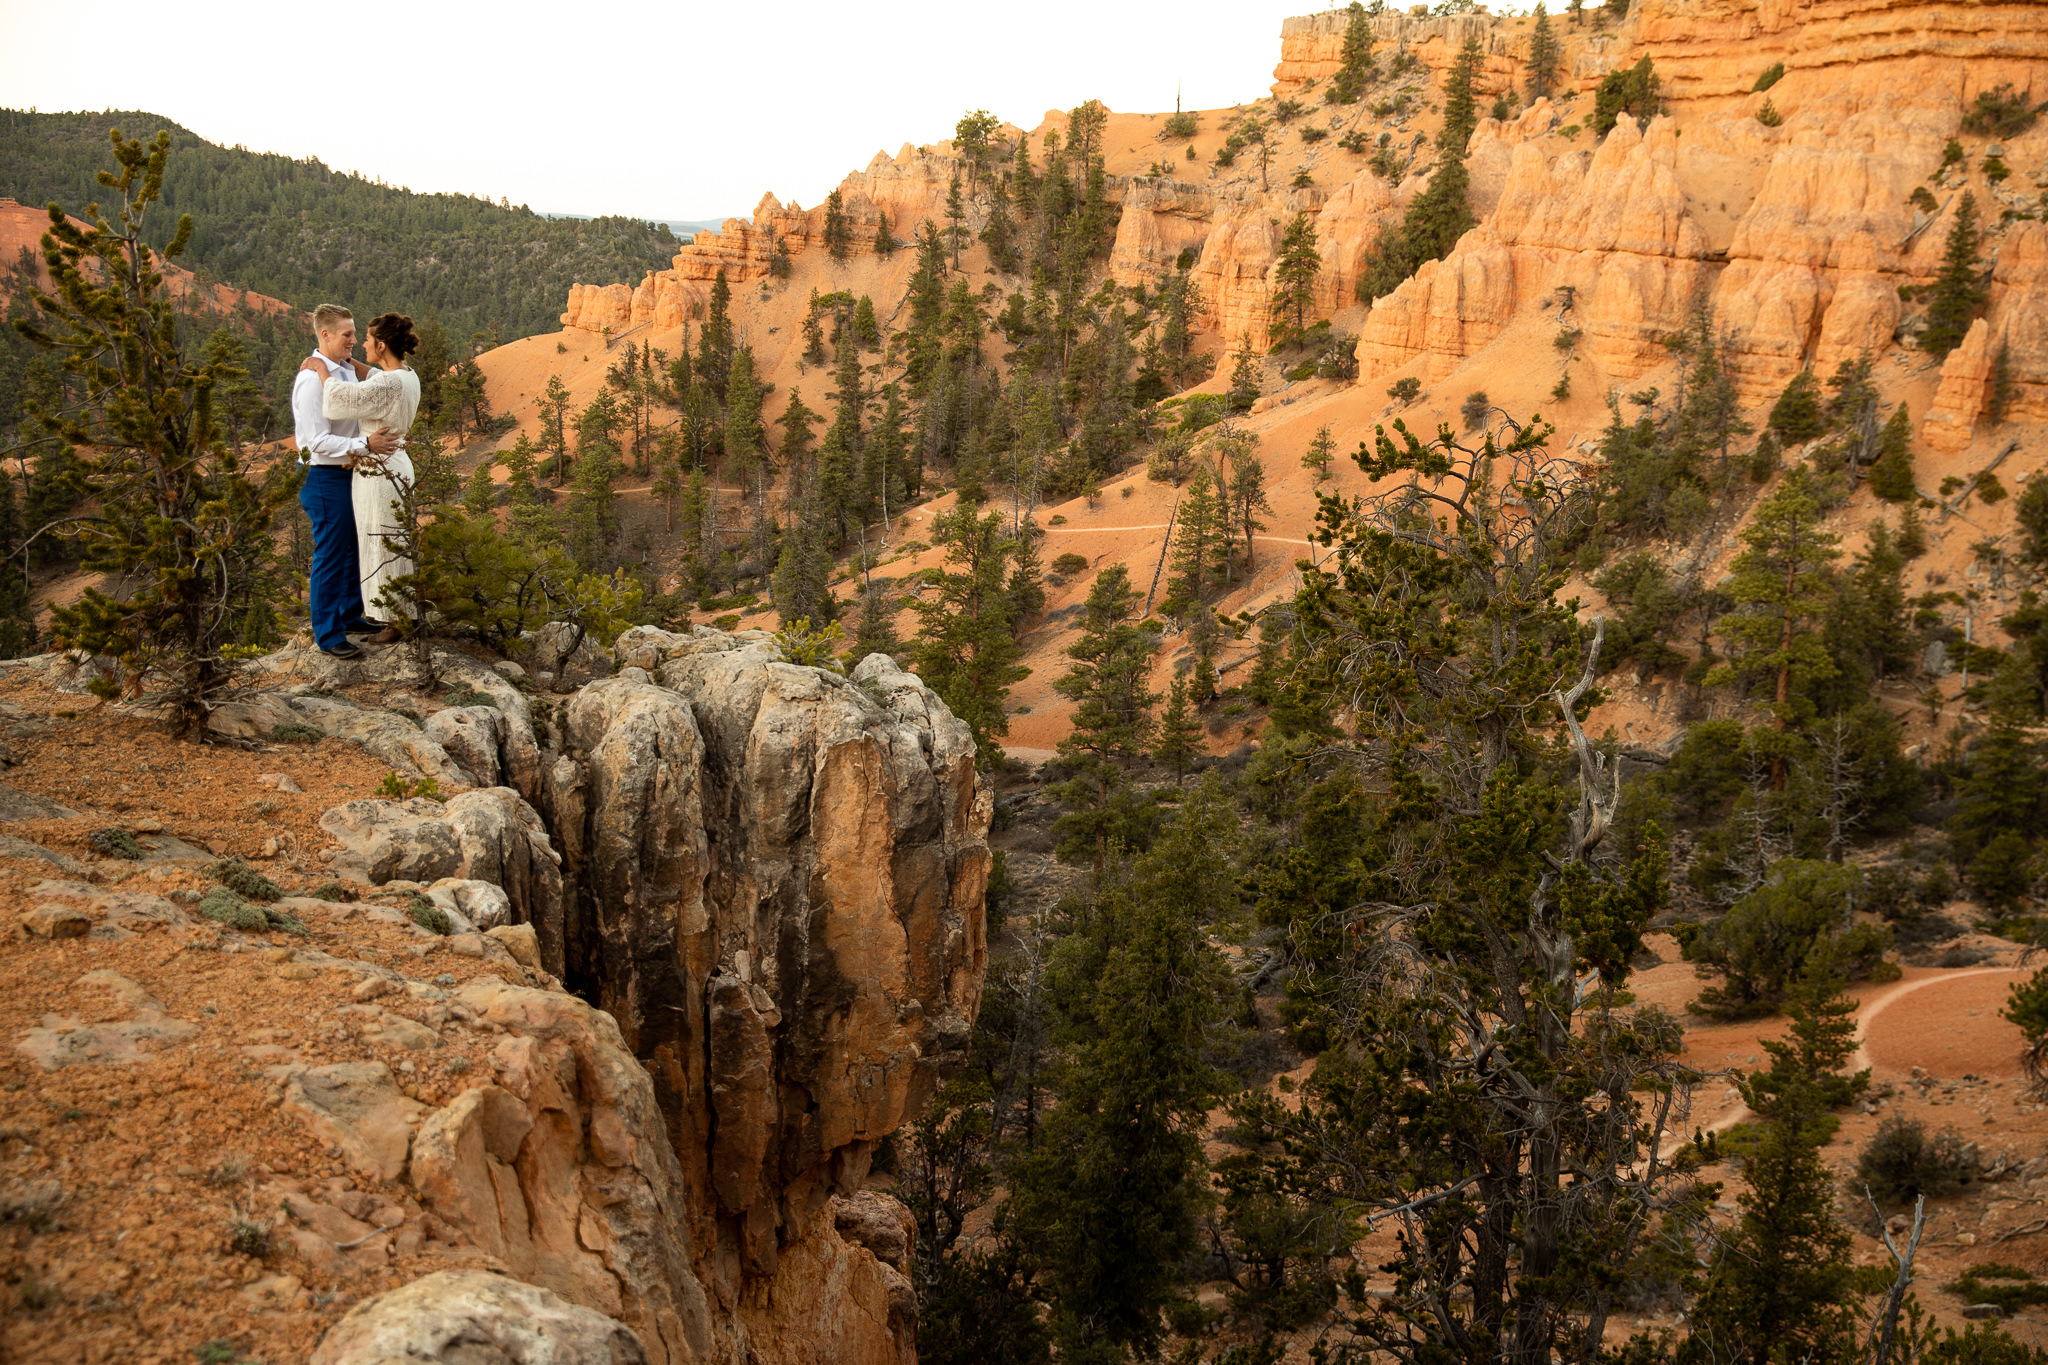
left=321, top=367, right=422, bottom=621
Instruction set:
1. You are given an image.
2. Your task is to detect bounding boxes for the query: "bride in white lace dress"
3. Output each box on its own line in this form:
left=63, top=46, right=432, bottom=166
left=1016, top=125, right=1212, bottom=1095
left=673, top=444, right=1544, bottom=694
left=303, top=312, right=422, bottom=643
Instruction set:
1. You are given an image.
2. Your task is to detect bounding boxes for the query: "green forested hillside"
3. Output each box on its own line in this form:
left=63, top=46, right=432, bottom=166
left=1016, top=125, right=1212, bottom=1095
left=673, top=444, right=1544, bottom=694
left=0, top=108, right=679, bottom=340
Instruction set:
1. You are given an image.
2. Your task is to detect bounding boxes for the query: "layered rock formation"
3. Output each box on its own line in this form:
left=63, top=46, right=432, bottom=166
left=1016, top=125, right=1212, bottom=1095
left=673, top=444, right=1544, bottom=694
left=539, top=630, right=987, bottom=1362
left=1271, top=10, right=1524, bottom=95
left=298, top=628, right=989, bottom=1364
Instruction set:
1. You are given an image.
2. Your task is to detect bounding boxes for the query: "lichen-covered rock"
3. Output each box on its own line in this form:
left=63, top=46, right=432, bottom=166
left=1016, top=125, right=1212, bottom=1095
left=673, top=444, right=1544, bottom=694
left=310, top=1269, right=649, bottom=1365
left=317, top=790, right=561, bottom=936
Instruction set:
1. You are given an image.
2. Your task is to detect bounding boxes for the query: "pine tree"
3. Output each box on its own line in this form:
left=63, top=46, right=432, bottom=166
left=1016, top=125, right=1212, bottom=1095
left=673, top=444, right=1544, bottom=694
left=564, top=434, right=623, bottom=569
left=724, top=346, right=766, bottom=483
left=848, top=579, right=901, bottom=663
left=1225, top=447, right=1275, bottom=576
left=1868, top=403, right=1917, bottom=502
left=1011, top=788, right=1235, bottom=1361
left=1355, top=147, right=1474, bottom=301
left=1006, top=530, right=1045, bottom=630
left=1225, top=333, right=1260, bottom=413
left=1153, top=674, right=1201, bottom=780
left=16, top=127, right=295, bottom=726
left=1439, top=33, right=1486, bottom=154
left=1527, top=3, right=1561, bottom=100
left=1269, top=213, right=1323, bottom=346
left=980, top=175, right=1018, bottom=274
left=1327, top=1, right=1378, bottom=104
left=801, top=288, right=827, bottom=366
left=872, top=211, right=899, bottom=256
left=1921, top=191, right=1987, bottom=359
left=1303, top=425, right=1337, bottom=482
left=823, top=189, right=853, bottom=260
left=699, top=269, right=734, bottom=400
left=852, top=294, right=881, bottom=349
left=1056, top=564, right=1158, bottom=765
left=463, top=460, right=498, bottom=517
left=652, top=455, right=684, bottom=532
left=1166, top=469, right=1223, bottom=609
left=910, top=506, right=1027, bottom=768
left=946, top=174, right=967, bottom=271
left=538, top=374, right=573, bottom=483
left=1705, top=466, right=1842, bottom=782
left=1680, top=977, right=1859, bottom=1365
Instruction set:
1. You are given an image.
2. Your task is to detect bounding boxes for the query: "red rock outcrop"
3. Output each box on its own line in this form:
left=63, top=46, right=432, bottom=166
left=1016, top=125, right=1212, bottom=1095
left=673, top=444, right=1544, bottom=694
left=1923, top=315, right=1995, bottom=453
left=1271, top=11, right=1521, bottom=96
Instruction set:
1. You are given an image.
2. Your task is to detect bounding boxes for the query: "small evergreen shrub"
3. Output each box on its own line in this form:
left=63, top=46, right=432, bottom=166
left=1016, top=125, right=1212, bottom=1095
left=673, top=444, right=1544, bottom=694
left=1756, top=98, right=1784, bottom=127
left=1857, top=1115, right=1968, bottom=1204
left=1960, top=83, right=2045, bottom=139
left=1387, top=377, right=1422, bottom=403
left=1752, top=61, right=1786, bottom=93
left=1163, top=110, right=1198, bottom=139
left=308, top=881, right=356, bottom=903
left=1945, top=1264, right=2048, bottom=1314
left=269, top=723, right=323, bottom=745
left=407, top=894, right=452, bottom=936
left=1052, top=553, right=1089, bottom=575
left=205, top=859, right=282, bottom=903
left=89, top=828, right=146, bottom=860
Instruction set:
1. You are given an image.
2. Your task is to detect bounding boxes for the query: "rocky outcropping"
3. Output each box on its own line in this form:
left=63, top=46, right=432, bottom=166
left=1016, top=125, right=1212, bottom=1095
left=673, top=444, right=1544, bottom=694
left=536, top=632, right=987, bottom=1362
left=313, top=1270, right=651, bottom=1365
left=298, top=629, right=988, bottom=1364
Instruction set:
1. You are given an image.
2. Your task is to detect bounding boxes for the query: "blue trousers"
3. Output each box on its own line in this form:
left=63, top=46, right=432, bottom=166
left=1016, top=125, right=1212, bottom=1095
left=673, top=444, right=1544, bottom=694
left=301, top=466, right=370, bottom=651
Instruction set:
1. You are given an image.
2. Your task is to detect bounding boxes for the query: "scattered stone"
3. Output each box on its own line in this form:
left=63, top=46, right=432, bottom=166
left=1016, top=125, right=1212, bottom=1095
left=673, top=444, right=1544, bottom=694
left=425, top=878, right=512, bottom=931
left=484, top=923, right=540, bottom=970
left=278, top=962, right=319, bottom=981
left=491, top=660, right=527, bottom=682
left=131, top=817, right=163, bottom=834
left=12, top=970, right=197, bottom=1069
left=1964, top=1304, right=2004, bottom=1320
left=258, top=772, right=304, bottom=794
left=281, top=1062, right=425, bottom=1183
left=352, top=976, right=396, bottom=1003
left=310, top=1270, right=649, bottom=1365
left=0, top=784, right=78, bottom=822
left=17, top=904, right=89, bottom=939
left=0, top=835, right=88, bottom=874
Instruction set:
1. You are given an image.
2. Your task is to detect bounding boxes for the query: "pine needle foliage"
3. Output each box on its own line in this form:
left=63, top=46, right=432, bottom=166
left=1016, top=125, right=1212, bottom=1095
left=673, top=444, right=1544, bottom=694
left=14, top=127, right=296, bottom=730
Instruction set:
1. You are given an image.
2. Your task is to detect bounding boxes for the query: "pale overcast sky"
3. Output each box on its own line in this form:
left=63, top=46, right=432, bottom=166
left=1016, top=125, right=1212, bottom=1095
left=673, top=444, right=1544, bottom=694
left=2, top=0, right=1323, bottom=222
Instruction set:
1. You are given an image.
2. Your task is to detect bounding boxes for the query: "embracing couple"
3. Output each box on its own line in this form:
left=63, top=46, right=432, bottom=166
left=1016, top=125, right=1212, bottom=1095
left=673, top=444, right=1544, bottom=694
left=292, top=304, right=421, bottom=660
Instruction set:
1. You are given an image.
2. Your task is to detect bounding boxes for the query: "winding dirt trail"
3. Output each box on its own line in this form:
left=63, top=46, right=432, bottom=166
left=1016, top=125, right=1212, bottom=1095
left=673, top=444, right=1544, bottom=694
left=1665, top=966, right=2032, bottom=1154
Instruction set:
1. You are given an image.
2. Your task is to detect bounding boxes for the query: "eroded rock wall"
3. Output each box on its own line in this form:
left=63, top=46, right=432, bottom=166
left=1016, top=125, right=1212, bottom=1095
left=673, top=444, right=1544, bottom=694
left=533, top=631, right=988, bottom=1364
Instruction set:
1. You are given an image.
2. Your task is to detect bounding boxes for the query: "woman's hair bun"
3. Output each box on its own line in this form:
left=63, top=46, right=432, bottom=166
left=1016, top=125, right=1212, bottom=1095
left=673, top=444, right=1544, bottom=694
left=368, top=311, right=420, bottom=359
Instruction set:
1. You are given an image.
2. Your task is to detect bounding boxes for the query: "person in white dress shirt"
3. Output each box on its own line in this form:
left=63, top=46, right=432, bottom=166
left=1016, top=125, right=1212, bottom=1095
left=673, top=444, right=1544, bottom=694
left=292, top=304, right=399, bottom=658
left=301, top=313, right=422, bottom=645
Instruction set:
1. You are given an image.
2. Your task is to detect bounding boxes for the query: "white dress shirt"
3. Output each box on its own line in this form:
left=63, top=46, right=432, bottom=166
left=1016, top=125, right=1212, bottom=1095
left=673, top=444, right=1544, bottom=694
left=292, top=352, right=364, bottom=466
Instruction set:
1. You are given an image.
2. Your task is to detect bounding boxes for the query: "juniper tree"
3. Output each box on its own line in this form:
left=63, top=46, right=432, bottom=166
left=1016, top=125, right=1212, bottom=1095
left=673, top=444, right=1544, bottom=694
left=1270, top=213, right=1323, bottom=346
left=1921, top=191, right=1987, bottom=359
left=1767, top=369, right=1825, bottom=444
left=15, top=127, right=296, bottom=728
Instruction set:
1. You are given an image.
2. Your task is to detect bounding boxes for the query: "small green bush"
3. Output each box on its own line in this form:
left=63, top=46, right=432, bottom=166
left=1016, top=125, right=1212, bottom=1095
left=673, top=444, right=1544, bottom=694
left=1387, top=377, right=1422, bottom=404
left=1163, top=110, right=1198, bottom=139
left=206, top=858, right=281, bottom=904
left=308, top=881, right=356, bottom=903
left=1677, top=860, right=1894, bottom=1018
left=226, top=1215, right=271, bottom=1259
left=89, top=828, right=145, bottom=860
left=1752, top=61, right=1786, bottom=93
left=1961, top=83, right=2045, bottom=139
left=197, top=890, right=309, bottom=937
left=1945, top=1263, right=2048, bottom=1314
left=1756, top=97, right=1784, bottom=127
left=443, top=684, right=498, bottom=710
left=269, top=723, right=323, bottom=745
left=408, top=895, right=452, bottom=936
left=1052, top=553, right=1089, bottom=575
left=1857, top=1115, right=1969, bottom=1204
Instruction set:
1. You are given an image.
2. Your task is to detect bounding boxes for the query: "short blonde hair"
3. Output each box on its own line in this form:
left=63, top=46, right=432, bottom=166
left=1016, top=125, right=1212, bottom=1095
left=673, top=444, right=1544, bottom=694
left=312, top=303, right=353, bottom=333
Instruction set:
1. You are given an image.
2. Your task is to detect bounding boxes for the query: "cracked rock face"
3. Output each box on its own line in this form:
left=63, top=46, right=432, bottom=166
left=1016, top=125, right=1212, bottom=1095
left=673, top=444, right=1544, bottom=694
left=537, top=634, right=989, bottom=1361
